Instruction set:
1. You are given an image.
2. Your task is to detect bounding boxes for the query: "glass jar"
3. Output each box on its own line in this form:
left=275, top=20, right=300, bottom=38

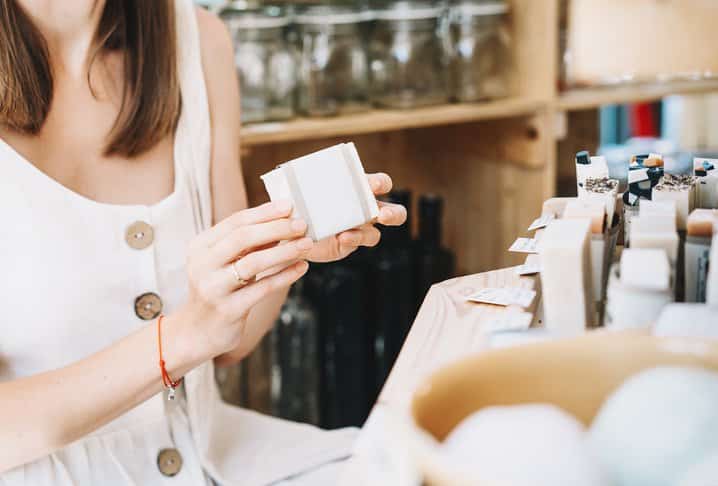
left=449, top=1, right=511, bottom=102
left=295, top=5, right=371, bottom=117
left=221, top=6, right=297, bottom=123
left=369, top=1, right=450, bottom=109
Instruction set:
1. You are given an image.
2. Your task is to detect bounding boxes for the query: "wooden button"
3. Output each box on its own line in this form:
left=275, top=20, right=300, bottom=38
left=134, top=292, right=163, bottom=320
left=125, top=221, right=154, bottom=250
left=157, top=448, right=183, bottom=477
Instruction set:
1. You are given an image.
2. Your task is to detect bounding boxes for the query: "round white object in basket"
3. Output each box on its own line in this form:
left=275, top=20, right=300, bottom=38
left=588, top=366, right=718, bottom=486
left=441, top=404, right=608, bottom=486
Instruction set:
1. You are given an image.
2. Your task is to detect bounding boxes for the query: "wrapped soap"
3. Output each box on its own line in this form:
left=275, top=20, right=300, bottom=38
left=693, top=157, right=718, bottom=209
left=262, top=143, right=380, bottom=241
left=575, top=151, right=609, bottom=193
left=684, top=209, right=717, bottom=302
left=707, top=229, right=718, bottom=307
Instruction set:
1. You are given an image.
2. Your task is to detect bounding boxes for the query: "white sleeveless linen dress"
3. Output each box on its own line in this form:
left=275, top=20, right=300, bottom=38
left=0, top=1, right=357, bottom=484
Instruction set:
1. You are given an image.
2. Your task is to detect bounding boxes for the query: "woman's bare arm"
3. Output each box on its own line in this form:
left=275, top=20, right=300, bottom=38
left=197, top=9, right=291, bottom=365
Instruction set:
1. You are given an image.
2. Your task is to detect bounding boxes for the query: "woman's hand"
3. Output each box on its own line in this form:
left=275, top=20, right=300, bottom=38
left=306, top=172, right=408, bottom=263
left=178, top=201, right=313, bottom=361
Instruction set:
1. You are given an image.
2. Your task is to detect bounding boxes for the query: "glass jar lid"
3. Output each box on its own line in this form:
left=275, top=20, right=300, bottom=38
left=294, top=4, right=373, bottom=25
left=220, top=5, right=291, bottom=30
left=372, top=1, right=445, bottom=21
left=451, top=1, right=509, bottom=17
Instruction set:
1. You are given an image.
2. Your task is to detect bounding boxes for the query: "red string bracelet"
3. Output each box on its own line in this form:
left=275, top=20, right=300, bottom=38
left=157, top=314, right=182, bottom=401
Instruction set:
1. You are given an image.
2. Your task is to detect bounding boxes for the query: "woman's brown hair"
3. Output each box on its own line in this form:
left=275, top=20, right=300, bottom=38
left=0, top=0, right=181, bottom=157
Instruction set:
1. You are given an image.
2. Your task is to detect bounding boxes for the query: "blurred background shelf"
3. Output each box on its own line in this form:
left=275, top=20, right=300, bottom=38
left=558, top=79, right=718, bottom=111
left=240, top=98, right=545, bottom=146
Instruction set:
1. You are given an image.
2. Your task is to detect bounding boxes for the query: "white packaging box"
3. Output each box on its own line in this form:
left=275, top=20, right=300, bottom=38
left=261, top=143, right=380, bottom=241
left=538, top=218, right=595, bottom=333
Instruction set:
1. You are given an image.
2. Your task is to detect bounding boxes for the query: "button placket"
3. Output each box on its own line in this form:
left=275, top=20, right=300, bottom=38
left=128, top=209, right=163, bottom=323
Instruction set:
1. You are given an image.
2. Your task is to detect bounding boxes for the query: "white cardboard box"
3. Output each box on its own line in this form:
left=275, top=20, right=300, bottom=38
left=261, top=143, right=380, bottom=241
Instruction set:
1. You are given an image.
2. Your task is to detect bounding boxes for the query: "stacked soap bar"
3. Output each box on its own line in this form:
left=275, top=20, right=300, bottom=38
left=605, top=249, right=673, bottom=329
left=262, top=143, right=380, bottom=242
left=574, top=151, right=609, bottom=194
left=580, top=177, right=619, bottom=225
left=538, top=218, right=595, bottom=333
left=630, top=200, right=680, bottom=264
left=685, top=210, right=718, bottom=303
left=652, top=174, right=698, bottom=231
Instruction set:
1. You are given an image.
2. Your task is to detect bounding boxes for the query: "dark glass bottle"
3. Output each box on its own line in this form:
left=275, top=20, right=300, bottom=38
left=304, top=253, right=372, bottom=429
left=270, top=280, right=320, bottom=425
left=369, top=190, right=415, bottom=398
left=414, top=194, right=455, bottom=312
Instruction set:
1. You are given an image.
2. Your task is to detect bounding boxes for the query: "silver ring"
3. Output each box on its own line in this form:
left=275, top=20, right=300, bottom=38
left=231, top=260, right=253, bottom=288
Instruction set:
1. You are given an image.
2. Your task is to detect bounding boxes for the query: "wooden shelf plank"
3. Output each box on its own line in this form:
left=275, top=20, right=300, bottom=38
left=240, top=98, right=543, bottom=146
left=557, top=79, right=718, bottom=111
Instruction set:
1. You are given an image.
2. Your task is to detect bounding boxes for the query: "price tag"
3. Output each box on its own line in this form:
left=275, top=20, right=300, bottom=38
left=509, top=237, right=539, bottom=254
left=515, top=262, right=541, bottom=276
left=528, top=214, right=554, bottom=232
left=629, top=168, right=649, bottom=184
left=467, top=287, right=536, bottom=308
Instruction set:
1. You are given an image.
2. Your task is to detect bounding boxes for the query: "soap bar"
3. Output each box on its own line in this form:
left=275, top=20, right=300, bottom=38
left=564, top=199, right=606, bottom=234
left=630, top=216, right=679, bottom=263
left=640, top=200, right=678, bottom=232
left=605, top=262, right=673, bottom=329
left=541, top=197, right=575, bottom=218
left=620, top=249, right=670, bottom=292
left=653, top=303, right=718, bottom=339
left=687, top=209, right=718, bottom=237
left=652, top=174, right=698, bottom=231
left=579, top=177, right=619, bottom=225
left=539, top=219, right=595, bottom=332
left=261, top=143, right=379, bottom=241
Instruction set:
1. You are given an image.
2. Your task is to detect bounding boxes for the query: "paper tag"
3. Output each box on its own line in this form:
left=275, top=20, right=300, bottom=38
left=628, top=192, right=639, bottom=205
left=467, top=287, right=536, bottom=308
left=508, top=237, right=539, bottom=254
left=628, top=168, right=649, bottom=184
left=515, top=262, right=541, bottom=276
left=483, top=310, right=534, bottom=333
left=528, top=214, right=554, bottom=232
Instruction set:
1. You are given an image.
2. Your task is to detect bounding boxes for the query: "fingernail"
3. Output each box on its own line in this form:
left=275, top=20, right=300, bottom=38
left=291, top=219, right=307, bottom=232
left=382, top=207, right=394, bottom=218
left=275, top=200, right=292, bottom=212
left=297, top=237, right=313, bottom=251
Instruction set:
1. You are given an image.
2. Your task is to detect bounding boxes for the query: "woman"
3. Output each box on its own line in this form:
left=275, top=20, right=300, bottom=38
left=0, top=0, right=406, bottom=484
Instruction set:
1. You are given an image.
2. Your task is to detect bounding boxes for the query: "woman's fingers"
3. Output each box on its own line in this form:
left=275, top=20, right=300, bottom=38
left=338, top=224, right=381, bottom=249
left=368, top=173, right=393, bottom=196
left=228, top=260, right=310, bottom=315
left=377, top=201, right=408, bottom=226
left=218, top=237, right=314, bottom=293
left=194, top=200, right=294, bottom=249
left=208, top=218, right=308, bottom=267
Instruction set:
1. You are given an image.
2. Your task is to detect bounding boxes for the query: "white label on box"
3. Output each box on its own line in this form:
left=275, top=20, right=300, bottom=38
left=528, top=214, right=555, bottom=232
left=508, top=237, right=539, bottom=254
left=515, top=262, right=541, bottom=276
left=629, top=168, right=649, bottom=184
left=467, top=287, right=536, bottom=308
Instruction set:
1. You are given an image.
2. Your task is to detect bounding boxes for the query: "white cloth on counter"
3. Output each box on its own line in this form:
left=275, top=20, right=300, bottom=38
left=0, top=0, right=356, bottom=484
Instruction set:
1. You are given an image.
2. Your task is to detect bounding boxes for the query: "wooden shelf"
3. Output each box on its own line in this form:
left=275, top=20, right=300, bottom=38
left=557, top=79, right=718, bottom=111
left=240, top=98, right=543, bottom=146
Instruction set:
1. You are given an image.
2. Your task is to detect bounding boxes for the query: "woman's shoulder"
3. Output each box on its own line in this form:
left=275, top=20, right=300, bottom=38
left=195, top=7, right=234, bottom=64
